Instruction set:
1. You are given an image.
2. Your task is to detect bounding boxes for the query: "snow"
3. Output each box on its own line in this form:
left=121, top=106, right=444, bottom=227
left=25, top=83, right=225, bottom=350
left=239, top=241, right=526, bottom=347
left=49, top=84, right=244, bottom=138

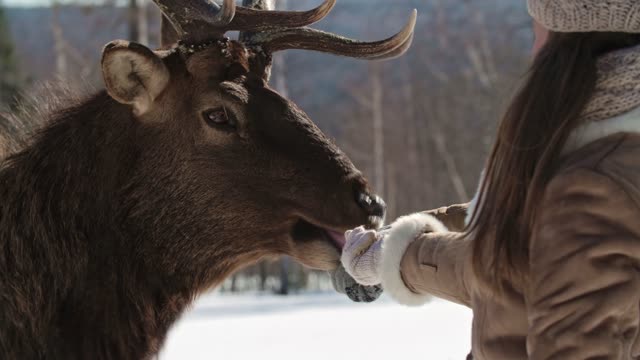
left=159, top=292, right=473, bottom=360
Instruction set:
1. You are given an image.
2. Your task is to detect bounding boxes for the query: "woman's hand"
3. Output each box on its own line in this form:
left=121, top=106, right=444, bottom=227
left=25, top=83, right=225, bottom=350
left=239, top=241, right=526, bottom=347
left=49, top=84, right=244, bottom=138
left=341, top=212, right=448, bottom=289
left=341, top=226, right=386, bottom=286
left=340, top=212, right=449, bottom=306
left=329, top=265, right=383, bottom=303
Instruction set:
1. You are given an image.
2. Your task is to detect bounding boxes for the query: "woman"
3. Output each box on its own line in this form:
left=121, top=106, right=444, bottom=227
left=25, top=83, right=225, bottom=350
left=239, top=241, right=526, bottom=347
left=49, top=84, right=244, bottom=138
left=340, top=1, right=640, bottom=359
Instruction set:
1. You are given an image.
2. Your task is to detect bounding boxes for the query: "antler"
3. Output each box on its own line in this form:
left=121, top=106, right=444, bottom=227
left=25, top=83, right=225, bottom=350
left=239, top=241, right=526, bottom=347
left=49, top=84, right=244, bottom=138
left=232, top=0, right=336, bottom=32
left=156, top=0, right=416, bottom=59
left=155, top=0, right=417, bottom=77
left=154, top=0, right=236, bottom=44
left=238, top=0, right=277, bottom=44
left=252, top=10, right=417, bottom=60
left=156, top=0, right=337, bottom=45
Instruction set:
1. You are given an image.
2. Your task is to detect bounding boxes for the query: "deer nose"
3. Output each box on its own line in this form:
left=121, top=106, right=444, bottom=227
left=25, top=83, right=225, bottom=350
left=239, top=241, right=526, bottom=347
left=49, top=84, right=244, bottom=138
left=356, top=192, right=386, bottom=218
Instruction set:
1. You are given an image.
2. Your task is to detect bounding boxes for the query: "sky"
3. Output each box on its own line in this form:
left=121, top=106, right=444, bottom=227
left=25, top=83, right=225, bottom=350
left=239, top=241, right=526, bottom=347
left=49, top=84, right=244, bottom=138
left=3, top=0, right=129, bottom=6
left=4, top=0, right=93, bottom=6
left=5, top=0, right=46, bottom=5
left=3, top=0, right=394, bottom=6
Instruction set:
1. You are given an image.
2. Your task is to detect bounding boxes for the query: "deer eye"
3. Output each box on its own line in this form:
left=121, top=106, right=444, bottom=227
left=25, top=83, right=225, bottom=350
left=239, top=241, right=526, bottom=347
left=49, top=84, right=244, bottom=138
left=202, top=107, right=237, bottom=131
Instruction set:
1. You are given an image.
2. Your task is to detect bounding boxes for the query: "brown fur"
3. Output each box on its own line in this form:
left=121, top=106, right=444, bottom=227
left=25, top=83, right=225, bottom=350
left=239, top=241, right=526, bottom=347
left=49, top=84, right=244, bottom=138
left=0, top=110, right=36, bottom=161
left=0, top=41, right=381, bottom=359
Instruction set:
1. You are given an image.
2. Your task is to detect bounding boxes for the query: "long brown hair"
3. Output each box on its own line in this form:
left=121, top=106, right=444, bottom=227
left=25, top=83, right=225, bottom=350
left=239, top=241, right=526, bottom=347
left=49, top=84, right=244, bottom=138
left=469, top=31, right=640, bottom=291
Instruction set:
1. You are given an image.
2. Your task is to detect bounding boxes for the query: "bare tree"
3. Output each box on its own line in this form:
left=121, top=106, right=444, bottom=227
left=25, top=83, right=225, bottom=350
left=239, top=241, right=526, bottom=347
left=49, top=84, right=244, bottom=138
left=272, top=0, right=294, bottom=296
left=128, top=0, right=139, bottom=42
left=128, top=0, right=149, bottom=44
left=137, top=0, right=150, bottom=45
left=370, top=63, right=386, bottom=197
left=51, top=1, right=67, bottom=79
left=342, top=63, right=386, bottom=197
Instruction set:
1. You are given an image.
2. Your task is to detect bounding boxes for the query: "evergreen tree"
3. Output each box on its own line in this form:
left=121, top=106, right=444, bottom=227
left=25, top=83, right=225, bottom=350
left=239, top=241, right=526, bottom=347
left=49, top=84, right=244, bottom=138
left=0, top=2, right=21, bottom=108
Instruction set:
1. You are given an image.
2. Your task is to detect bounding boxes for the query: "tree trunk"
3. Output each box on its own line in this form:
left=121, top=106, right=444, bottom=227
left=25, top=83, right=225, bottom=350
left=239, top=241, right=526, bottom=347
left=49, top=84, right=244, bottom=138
left=427, top=100, right=469, bottom=202
left=273, top=0, right=291, bottom=297
left=230, top=274, right=238, bottom=293
left=277, top=257, right=290, bottom=295
left=51, top=2, right=67, bottom=79
left=370, top=63, right=385, bottom=196
left=386, top=163, right=397, bottom=219
left=128, top=0, right=140, bottom=42
left=272, top=0, right=288, bottom=97
left=259, top=262, right=267, bottom=292
left=137, top=0, right=149, bottom=45
left=402, top=62, right=420, bottom=210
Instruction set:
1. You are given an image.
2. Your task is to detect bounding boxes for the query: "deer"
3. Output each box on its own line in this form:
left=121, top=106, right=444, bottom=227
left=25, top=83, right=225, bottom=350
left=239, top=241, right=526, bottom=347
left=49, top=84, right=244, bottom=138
left=0, top=0, right=416, bottom=359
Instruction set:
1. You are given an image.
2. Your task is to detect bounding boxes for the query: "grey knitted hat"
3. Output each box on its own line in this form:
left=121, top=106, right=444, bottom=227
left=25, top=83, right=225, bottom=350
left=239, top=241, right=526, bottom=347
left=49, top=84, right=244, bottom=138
left=527, top=0, right=640, bottom=33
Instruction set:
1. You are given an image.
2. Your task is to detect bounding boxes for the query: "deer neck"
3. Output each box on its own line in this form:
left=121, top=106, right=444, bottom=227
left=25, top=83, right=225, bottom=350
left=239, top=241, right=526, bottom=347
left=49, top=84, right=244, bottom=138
left=0, top=91, right=222, bottom=359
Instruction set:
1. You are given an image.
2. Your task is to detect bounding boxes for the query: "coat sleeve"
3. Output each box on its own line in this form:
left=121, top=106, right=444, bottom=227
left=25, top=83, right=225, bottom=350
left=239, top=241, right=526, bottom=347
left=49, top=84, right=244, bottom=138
left=425, top=203, right=470, bottom=232
left=378, top=212, right=472, bottom=307
left=527, top=168, right=640, bottom=360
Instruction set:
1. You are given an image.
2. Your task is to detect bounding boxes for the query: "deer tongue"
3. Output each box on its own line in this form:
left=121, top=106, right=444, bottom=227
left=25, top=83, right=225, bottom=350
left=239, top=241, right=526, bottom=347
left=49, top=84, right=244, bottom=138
left=326, top=230, right=347, bottom=250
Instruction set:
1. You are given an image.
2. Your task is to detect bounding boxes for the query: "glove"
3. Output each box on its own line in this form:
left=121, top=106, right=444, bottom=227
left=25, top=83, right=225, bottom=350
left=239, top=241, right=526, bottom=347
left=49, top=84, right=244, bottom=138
left=329, top=265, right=383, bottom=303
left=341, top=226, right=390, bottom=286
left=339, top=214, right=447, bottom=305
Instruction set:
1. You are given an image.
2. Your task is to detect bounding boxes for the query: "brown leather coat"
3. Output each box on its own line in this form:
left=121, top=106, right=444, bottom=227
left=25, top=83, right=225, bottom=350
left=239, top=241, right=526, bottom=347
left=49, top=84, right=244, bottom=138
left=382, top=133, right=640, bottom=359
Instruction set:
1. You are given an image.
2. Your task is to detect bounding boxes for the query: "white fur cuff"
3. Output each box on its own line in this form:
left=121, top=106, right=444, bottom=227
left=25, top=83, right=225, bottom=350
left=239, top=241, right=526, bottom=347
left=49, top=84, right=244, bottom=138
left=379, top=213, right=447, bottom=306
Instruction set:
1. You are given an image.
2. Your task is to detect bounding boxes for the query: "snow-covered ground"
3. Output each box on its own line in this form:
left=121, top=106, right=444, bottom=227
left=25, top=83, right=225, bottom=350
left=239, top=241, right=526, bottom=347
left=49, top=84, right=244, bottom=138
left=160, top=292, right=473, bottom=360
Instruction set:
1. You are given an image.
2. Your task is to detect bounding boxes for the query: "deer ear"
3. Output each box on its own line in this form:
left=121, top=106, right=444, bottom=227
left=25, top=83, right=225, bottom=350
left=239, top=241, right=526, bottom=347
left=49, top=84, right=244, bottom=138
left=101, top=40, right=170, bottom=116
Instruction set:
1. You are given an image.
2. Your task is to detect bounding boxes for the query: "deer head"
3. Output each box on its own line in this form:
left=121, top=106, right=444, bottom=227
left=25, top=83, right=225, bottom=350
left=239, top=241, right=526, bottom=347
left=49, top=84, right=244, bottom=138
left=100, top=0, right=415, bottom=278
